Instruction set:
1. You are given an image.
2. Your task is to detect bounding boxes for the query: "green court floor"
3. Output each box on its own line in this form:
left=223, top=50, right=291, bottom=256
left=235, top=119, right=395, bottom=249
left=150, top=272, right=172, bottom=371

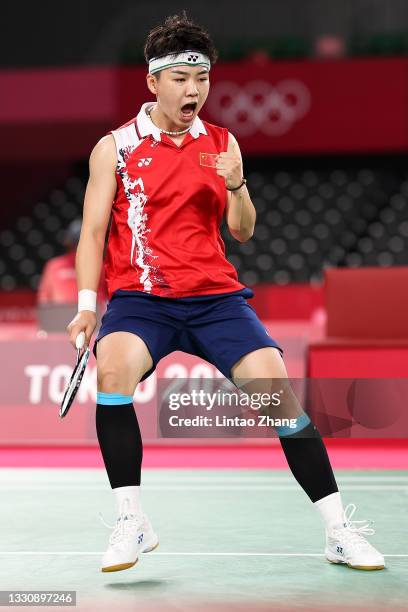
left=0, top=468, right=407, bottom=611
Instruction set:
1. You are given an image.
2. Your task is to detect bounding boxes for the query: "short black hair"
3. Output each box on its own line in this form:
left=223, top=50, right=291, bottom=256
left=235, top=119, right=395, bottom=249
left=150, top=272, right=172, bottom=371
left=144, top=11, right=218, bottom=65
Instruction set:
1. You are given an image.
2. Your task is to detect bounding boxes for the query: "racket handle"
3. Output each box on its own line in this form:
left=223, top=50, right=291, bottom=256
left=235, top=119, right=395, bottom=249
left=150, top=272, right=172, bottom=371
left=75, top=331, right=86, bottom=350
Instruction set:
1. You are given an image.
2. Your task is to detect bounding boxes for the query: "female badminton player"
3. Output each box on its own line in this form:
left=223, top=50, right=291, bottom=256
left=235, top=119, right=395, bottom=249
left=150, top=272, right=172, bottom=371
left=66, top=13, right=384, bottom=573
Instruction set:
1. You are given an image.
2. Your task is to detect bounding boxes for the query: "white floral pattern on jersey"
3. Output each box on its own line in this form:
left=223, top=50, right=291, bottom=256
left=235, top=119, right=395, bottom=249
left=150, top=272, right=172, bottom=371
left=117, top=145, right=161, bottom=293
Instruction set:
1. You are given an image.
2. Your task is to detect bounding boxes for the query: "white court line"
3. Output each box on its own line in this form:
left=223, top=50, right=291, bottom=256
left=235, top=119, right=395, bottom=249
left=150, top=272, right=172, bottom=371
left=0, top=485, right=407, bottom=491
left=0, top=551, right=406, bottom=557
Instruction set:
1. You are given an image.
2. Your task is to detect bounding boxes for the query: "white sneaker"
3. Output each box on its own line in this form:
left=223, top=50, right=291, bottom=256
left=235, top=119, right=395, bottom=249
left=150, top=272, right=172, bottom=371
left=325, top=503, right=385, bottom=570
left=99, top=498, right=159, bottom=572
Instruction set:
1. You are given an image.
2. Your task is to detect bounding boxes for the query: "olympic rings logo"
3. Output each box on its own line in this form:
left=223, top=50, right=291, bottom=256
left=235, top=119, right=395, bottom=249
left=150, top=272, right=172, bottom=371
left=207, top=80, right=311, bottom=137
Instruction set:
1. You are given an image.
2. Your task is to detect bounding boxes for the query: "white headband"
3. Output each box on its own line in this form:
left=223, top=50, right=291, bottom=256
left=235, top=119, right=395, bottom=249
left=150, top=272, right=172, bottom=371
left=148, top=50, right=211, bottom=75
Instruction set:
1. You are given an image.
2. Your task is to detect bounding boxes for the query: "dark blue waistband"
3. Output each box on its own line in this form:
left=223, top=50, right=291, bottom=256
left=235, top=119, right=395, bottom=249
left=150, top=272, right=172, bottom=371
left=113, top=287, right=254, bottom=303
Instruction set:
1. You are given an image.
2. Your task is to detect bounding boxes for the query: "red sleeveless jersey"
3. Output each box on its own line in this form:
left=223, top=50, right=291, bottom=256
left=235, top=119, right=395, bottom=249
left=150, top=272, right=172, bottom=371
left=103, top=102, right=245, bottom=299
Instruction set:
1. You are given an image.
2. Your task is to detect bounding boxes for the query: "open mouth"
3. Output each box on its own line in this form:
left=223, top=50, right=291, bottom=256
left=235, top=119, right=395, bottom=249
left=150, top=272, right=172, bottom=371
left=180, top=102, right=197, bottom=120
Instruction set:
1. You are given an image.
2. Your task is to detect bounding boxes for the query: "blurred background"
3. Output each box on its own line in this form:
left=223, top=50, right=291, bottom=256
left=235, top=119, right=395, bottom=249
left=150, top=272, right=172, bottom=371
left=1, top=0, right=408, bottom=446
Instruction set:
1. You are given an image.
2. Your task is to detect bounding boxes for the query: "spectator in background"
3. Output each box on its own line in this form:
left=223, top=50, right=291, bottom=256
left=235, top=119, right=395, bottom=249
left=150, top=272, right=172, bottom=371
left=38, top=218, right=108, bottom=305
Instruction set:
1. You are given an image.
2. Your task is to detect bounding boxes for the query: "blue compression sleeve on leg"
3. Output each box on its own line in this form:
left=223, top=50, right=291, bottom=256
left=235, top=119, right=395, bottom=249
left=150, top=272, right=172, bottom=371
left=97, top=392, right=134, bottom=405
left=275, top=412, right=311, bottom=437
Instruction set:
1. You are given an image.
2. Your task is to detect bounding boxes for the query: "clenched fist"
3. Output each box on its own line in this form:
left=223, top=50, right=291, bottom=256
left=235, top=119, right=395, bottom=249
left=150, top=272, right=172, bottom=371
left=215, top=151, right=243, bottom=190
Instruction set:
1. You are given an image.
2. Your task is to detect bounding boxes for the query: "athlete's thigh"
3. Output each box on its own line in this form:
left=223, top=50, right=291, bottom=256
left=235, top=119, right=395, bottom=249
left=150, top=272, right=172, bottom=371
left=189, top=298, right=299, bottom=417
left=231, top=347, right=303, bottom=419
left=187, top=296, right=284, bottom=382
left=231, top=346, right=288, bottom=381
left=96, top=331, right=153, bottom=395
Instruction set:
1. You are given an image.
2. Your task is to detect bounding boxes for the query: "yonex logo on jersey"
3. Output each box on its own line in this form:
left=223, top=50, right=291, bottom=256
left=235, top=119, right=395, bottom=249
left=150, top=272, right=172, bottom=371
left=137, top=158, right=153, bottom=167
left=138, top=533, right=144, bottom=544
left=336, top=546, right=343, bottom=554
left=188, top=53, right=199, bottom=62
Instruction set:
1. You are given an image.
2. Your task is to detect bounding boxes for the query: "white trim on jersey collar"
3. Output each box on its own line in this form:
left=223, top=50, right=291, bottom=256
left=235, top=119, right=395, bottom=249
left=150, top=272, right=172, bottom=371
left=148, top=51, right=211, bottom=75
left=136, top=102, right=207, bottom=140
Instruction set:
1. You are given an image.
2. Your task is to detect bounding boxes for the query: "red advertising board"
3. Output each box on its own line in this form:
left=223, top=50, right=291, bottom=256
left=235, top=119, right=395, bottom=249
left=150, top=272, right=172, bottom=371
left=0, top=324, right=308, bottom=445
left=2, top=58, right=408, bottom=159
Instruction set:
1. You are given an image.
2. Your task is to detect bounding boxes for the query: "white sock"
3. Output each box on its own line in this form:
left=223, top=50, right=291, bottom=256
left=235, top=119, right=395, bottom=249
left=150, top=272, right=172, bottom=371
left=113, top=486, right=142, bottom=517
left=314, top=492, right=345, bottom=530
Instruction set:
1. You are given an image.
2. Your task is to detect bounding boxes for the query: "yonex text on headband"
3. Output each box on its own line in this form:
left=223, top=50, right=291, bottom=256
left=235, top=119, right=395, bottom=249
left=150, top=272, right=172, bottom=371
left=148, top=51, right=211, bottom=75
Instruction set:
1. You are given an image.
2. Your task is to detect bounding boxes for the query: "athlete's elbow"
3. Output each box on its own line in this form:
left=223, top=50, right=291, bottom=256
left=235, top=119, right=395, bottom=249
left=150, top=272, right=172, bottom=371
left=229, top=226, right=254, bottom=242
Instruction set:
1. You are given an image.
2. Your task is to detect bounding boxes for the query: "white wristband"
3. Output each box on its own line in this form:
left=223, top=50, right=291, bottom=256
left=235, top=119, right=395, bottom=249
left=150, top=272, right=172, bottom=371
left=78, top=289, right=97, bottom=313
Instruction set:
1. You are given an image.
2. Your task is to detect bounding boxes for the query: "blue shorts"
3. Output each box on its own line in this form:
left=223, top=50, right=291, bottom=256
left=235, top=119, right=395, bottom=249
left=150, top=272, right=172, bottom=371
left=93, top=289, right=283, bottom=382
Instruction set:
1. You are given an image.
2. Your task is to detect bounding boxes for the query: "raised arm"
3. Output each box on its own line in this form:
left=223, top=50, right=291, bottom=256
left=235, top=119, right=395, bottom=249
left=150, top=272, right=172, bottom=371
left=66, top=134, right=117, bottom=351
left=216, top=132, right=256, bottom=242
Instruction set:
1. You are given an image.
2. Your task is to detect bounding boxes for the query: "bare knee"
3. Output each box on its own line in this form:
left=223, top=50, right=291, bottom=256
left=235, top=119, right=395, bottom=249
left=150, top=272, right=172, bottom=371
left=97, top=367, right=131, bottom=394
left=95, top=332, right=153, bottom=395
left=231, top=347, right=288, bottom=381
